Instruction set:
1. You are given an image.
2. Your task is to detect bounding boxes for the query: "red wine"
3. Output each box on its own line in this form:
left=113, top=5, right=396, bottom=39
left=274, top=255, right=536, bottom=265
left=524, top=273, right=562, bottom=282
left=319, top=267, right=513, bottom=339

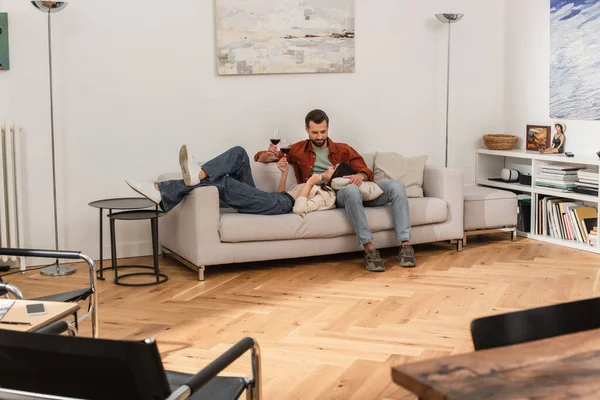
left=280, top=147, right=291, bottom=155
left=270, top=139, right=281, bottom=145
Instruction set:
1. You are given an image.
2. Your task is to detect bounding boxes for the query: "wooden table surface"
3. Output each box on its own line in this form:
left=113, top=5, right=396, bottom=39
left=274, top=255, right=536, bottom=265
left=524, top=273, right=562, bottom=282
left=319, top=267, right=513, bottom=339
left=0, top=299, right=79, bottom=332
left=392, top=328, right=600, bottom=400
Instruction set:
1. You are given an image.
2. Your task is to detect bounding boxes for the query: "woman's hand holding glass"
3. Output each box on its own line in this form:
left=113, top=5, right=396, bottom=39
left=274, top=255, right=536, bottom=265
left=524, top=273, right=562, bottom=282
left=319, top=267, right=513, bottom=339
left=277, top=158, right=289, bottom=174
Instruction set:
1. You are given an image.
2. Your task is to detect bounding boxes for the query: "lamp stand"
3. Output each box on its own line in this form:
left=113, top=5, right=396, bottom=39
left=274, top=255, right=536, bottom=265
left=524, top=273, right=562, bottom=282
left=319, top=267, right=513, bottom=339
left=32, top=1, right=75, bottom=277
left=436, top=13, right=463, bottom=168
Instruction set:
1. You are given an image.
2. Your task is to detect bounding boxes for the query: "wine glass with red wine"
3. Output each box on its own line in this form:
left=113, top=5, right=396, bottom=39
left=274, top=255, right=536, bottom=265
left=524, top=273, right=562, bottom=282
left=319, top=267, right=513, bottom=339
left=270, top=129, right=281, bottom=147
left=280, top=138, right=291, bottom=157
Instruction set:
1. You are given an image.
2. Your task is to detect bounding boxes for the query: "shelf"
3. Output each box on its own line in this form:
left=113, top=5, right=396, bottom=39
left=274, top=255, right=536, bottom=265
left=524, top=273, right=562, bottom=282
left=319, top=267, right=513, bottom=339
left=477, top=179, right=532, bottom=193
left=478, top=148, right=600, bottom=255
left=478, top=148, right=538, bottom=159
left=517, top=232, right=598, bottom=254
left=477, top=148, right=600, bottom=166
left=533, top=186, right=599, bottom=203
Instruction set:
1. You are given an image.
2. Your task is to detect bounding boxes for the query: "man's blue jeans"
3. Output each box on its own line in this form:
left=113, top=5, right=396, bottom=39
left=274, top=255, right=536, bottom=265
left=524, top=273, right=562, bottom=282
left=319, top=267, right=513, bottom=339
left=335, top=180, right=412, bottom=245
left=157, top=146, right=293, bottom=215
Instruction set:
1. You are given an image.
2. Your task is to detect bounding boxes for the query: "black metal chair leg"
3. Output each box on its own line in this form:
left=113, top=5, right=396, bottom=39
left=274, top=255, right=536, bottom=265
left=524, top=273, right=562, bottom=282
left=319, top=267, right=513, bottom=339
left=110, top=218, right=118, bottom=284
left=98, top=208, right=104, bottom=280
left=151, top=217, right=159, bottom=283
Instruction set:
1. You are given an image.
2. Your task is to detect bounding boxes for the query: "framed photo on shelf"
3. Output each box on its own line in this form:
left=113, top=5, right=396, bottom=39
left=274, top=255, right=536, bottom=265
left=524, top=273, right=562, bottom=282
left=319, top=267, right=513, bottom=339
left=526, top=125, right=551, bottom=151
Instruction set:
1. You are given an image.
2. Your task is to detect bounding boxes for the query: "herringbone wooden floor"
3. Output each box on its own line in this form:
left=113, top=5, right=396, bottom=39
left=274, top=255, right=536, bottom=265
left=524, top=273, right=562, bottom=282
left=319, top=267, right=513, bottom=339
left=5, top=234, right=600, bottom=399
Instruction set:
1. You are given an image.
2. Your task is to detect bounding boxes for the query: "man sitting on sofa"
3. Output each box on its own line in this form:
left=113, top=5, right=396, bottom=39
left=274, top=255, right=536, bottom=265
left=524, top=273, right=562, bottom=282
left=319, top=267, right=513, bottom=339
left=255, top=109, right=416, bottom=272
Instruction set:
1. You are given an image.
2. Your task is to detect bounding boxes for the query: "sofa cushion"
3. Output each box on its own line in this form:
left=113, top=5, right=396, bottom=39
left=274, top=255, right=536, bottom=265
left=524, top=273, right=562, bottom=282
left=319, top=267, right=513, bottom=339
left=373, top=152, right=428, bottom=198
left=464, top=185, right=517, bottom=230
left=219, top=197, right=448, bottom=243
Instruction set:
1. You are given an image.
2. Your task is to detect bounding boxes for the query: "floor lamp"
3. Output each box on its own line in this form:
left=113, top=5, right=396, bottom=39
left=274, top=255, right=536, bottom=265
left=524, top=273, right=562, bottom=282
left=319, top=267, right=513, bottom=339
left=32, top=1, right=76, bottom=276
left=436, top=13, right=463, bottom=168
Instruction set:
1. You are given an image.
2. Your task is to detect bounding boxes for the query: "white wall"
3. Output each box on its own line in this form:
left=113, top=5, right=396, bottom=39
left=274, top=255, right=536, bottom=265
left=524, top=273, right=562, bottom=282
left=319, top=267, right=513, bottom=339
left=505, top=0, right=600, bottom=152
left=0, top=0, right=506, bottom=262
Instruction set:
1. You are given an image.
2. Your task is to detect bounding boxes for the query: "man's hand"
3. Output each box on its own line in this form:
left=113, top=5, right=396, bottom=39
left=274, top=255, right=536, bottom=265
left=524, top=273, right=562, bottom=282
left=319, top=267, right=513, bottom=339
left=344, top=173, right=366, bottom=186
left=277, top=158, right=289, bottom=173
left=267, top=144, right=279, bottom=160
left=258, top=144, right=279, bottom=162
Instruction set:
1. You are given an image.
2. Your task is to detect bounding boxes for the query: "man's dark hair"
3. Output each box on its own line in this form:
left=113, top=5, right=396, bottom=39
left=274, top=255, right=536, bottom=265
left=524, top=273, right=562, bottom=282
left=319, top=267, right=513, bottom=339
left=305, top=109, right=329, bottom=128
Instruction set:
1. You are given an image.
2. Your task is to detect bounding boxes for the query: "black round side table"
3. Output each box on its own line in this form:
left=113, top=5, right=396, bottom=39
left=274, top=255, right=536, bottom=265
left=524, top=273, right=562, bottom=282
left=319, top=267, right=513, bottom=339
left=107, top=210, right=168, bottom=287
left=88, top=197, right=155, bottom=280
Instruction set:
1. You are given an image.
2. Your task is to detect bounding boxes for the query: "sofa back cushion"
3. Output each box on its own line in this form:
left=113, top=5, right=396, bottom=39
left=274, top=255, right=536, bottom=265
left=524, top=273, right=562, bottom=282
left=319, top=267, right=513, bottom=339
left=373, top=152, right=428, bottom=198
left=250, top=162, right=299, bottom=192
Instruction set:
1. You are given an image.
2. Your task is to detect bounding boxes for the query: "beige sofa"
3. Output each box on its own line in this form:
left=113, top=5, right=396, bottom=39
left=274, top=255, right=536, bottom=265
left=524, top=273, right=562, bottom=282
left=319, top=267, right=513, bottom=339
left=158, top=153, right=464, bottom=280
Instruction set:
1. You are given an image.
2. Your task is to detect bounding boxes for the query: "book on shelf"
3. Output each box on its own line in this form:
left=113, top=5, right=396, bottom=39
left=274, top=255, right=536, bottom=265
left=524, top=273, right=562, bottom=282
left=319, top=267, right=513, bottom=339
left=537, top=198, right=597, bottom=244
left=578, top=169, right=599, bottom=178
left=573, top=187, right=599, bottom=196
left=537, top=181, right=577, bottom=190
left=537, top=173, right=579, bottom=181
left=517, top=195, right=531, bottom=233
left=540, top=169, right=578, bottom=175
left=575, top=181, right=599, bottom=188
left=541, top=165, right=582, bottom=171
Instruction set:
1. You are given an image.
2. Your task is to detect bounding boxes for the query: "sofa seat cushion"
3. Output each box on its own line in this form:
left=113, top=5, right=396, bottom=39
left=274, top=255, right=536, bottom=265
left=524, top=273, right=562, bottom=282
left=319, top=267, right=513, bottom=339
left=219, top=197, right=448, bottom=243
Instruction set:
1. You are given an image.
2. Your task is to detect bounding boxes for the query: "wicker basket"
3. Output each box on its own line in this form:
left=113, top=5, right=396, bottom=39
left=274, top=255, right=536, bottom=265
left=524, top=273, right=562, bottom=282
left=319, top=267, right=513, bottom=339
left=483, top=134, right=518, bottom=150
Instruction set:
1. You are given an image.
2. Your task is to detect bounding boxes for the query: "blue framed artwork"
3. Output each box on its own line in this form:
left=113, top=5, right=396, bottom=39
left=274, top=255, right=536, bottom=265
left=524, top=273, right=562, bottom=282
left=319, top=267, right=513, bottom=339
left=0, top=13, right=8, bottom=71
left=550, top=1, right=600, bottom=120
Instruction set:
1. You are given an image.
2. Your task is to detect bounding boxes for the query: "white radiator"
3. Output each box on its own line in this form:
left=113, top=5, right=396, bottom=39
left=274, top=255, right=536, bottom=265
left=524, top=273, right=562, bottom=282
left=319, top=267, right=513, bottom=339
left=0, top=123, right=25, bottom=270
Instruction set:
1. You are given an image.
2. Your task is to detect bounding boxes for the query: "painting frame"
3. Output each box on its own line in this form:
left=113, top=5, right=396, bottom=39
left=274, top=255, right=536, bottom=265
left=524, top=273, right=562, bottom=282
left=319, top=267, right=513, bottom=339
left=0, top=13, right=9, bottom=71
left=215, top=0, right=355, bottom=76
left=550, top=0, right=600, bottom=120
left=526, top=125, right=551, bottom=151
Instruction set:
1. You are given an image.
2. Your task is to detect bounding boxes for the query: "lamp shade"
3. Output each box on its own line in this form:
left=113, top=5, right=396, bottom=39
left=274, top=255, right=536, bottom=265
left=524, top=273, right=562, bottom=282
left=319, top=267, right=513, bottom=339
left=435, top=13, right=464, bottom=23
left=31, top=1, right=68, bottom=13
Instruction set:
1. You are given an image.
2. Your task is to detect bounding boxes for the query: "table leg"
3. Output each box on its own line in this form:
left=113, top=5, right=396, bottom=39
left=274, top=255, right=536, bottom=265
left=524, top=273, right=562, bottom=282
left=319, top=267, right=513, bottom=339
left=97, top=208, right=105, bottom=280
left=151, top=217, right=159, bottom=283
left=110, top=218, right=119, bottom=284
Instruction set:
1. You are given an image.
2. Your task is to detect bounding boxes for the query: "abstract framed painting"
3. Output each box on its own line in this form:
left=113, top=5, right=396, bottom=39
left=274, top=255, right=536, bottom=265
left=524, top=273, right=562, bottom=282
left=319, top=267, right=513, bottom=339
left=0, top=13, right=9, bottom=71
left=550, top=0, right=600, bottom=120
left=215, top=0, right=355, bottom=75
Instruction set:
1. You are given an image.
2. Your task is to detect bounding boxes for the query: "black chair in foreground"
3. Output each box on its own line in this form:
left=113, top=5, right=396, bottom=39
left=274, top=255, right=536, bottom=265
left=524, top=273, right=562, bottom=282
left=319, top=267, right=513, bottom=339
left=0, top=248, right=98, bottom=338
left=471, top=296, right=600, bottom=350
left=0, top=328, right=261, bottom=400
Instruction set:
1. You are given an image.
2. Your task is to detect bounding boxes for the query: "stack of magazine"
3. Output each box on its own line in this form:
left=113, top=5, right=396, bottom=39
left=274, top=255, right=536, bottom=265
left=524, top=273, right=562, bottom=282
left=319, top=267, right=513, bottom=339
left=536, top=165, right=582, bottom=191
left=575, top=169, right=599, bottom=196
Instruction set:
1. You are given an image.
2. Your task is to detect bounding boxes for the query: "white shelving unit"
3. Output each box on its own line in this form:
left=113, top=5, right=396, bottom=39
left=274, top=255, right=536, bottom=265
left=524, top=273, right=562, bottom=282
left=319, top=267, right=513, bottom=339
left=476, top=149, right=600, bottom=254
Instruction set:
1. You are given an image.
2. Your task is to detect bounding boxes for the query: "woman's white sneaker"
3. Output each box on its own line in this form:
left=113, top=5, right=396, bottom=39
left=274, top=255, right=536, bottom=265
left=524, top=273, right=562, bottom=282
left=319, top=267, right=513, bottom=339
left=125, top=179, right=162, bottom=204
left=179, top=145, right=202, bottom=186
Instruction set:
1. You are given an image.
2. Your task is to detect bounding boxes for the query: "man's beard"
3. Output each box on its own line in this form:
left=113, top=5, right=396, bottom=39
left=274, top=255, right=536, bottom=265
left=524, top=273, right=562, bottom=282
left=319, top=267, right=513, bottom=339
left=311, top=139, right=327, bottom=148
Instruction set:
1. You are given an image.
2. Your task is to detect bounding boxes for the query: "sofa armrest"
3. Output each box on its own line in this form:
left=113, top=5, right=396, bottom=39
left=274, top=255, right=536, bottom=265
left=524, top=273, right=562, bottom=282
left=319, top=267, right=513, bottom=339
left=422, top=167, right=464, bottom=239
left=159, top=184, right=221, bottom=267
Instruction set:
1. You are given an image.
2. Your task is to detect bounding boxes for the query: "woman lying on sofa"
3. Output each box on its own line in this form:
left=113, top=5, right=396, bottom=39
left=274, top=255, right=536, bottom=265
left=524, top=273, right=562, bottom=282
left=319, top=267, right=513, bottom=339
left=126, top=146, right=383, bottom=216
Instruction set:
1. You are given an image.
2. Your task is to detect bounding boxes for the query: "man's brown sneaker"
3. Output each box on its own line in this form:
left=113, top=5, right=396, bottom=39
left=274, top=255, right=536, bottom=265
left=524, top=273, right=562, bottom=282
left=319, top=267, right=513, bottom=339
left=365, top=249, right=385, bottom=272
left=398, top=245, right=416, bottom=268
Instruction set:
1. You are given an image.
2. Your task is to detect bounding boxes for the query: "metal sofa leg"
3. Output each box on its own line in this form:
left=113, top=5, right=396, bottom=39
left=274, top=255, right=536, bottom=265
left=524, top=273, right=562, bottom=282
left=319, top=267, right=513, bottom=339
left=511, top=228, right=517, bottom=242
left=463, top=234, right=468, bottom=247
left=198, top=266, right=205, bottom=281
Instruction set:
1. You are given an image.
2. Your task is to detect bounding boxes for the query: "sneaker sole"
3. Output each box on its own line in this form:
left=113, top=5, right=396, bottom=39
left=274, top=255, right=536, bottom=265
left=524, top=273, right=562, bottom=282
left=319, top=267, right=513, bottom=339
left=398, top=258, right=416, bottom=268
left=179, top=145, right=193, bottom=186
left=364, top=261, right=385, bottom=272
left=126, top=181, right=160, bottom=205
